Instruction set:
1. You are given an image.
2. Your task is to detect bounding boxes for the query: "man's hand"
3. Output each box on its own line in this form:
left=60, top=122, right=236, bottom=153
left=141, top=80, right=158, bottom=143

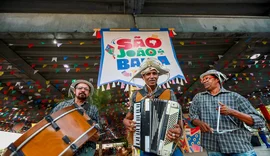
left=166, top=124, right=182, bottom=142
left=194, top=120, right=213, bottom=133
left=218, top=102, right=232, bottom=115
left=123, top=118, right=136, bottom=132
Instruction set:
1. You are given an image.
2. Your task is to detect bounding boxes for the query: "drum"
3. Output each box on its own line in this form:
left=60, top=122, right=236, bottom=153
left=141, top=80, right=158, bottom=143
left=3, top=104, right=99, bottom=156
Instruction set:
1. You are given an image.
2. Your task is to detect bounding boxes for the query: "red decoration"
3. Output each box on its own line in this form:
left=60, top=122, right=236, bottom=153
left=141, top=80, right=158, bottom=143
left=259, top=104, right=270, bottom=121
left=96, top=31, right=102, bottom=39
left=10, top=70, right=15, bottom=75
left=169, top=30, right=174, bottom=37
left=38, top=57, right=44, bottom=62
left=83, top=63, right=89, bottom=67
left=28, top=44, right=34, bottom=48
left=6, top=82, right=11, bottom=86
left=52, top=64, right=58, bottom=68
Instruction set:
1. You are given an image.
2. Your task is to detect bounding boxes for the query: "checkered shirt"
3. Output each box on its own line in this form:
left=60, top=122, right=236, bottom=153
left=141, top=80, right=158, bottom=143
left=189, top=87, right=265, bottom=153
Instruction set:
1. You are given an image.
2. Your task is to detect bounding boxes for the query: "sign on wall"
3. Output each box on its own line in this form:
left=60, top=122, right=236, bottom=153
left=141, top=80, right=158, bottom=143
left=98, top=30, right=185, bottom=88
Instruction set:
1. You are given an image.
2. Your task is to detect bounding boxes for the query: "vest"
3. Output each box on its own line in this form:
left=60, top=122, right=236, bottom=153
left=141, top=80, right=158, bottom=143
left=135, top=88, right=171, bottom=102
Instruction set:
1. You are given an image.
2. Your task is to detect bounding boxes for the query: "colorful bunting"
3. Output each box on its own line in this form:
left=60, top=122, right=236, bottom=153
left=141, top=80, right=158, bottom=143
left=28, top=43, right=34, bottom=48
left=51, top=57, right=57, bottom=62
left=57, top=43, right=62, bottom=47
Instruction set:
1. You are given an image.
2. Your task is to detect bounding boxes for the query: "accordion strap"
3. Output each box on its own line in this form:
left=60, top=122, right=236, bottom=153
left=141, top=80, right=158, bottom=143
left=135, top=88, right=171, bottom=102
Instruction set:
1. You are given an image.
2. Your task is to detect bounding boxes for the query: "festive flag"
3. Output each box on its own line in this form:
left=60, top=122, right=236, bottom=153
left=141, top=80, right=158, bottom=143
left=28, top=43, right=34, bottom=48
left=57, top=43, right=62, bottom=47
left=51, top=57, right=57, bottom=62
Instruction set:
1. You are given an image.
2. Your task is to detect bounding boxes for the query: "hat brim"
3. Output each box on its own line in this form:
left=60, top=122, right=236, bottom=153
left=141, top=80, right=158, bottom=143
left=70, top=80, right=94, bottom=96
left=129, top=57, right=170, bottom=82
left=200, top=70, right=227, bottom=84
left=131, top=68, right=169, bottom=80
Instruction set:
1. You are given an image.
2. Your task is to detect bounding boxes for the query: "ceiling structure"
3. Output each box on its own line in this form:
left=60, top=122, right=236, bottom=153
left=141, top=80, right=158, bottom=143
left=0, top=0, right=270, bottom=128
left=1, top=0, right=270, bottom=16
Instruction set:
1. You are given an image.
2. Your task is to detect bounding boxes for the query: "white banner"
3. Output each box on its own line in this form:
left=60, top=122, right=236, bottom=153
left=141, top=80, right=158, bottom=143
left=98, top=30, right=185, bottom=87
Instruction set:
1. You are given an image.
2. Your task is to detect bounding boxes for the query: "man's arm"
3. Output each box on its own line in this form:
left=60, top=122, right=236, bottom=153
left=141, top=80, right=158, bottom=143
left=90, top=106, right=101, bottom=142
left=219, top=95, right=265, bottom=128
left=123, top=112, right=135, bottom=131
left=219, top=102, right=254, bottom=126
left=123, top=91, right=136, bottom=132
left=189, top=94, right=213, bottom=133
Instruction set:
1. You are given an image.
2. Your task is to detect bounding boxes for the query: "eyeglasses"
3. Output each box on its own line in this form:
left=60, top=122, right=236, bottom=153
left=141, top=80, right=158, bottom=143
left=76, top=86, right=90, bottom=91
left=200, top=76, right=215, bottom=83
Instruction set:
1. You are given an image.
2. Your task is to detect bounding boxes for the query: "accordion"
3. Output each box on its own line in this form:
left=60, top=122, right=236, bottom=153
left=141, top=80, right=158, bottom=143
left=133, top=98, right=181, bottom=155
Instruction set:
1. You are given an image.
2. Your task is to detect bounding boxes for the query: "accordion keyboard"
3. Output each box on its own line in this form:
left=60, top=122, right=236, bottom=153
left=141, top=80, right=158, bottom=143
left=134, top=102, right=141, bottom=147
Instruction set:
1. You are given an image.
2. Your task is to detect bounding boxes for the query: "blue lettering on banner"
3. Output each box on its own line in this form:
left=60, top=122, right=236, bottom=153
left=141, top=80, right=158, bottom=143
left=117, top=56, right=170, bottom=70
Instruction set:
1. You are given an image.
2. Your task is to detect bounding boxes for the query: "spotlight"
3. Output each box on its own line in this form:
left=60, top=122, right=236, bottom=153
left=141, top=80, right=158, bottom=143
left=53, top=39, right=57, bottom=44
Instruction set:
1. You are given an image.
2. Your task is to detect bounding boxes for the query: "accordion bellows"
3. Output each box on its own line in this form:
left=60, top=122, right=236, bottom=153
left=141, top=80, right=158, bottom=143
left=133, top=98, right=181, bottom=155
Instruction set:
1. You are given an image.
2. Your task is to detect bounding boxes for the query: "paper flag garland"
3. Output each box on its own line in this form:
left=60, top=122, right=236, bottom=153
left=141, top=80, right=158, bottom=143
left=52, top=57, right=57, bottom=62
left=124, top=84, right=129, bottom=92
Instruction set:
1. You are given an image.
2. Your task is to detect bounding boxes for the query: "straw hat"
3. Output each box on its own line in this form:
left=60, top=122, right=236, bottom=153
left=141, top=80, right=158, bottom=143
left=130, top=57, right=170, bottom=81
left=68, top=79, right=94, bottom=97
left=200, top=69, right=228, bottom=84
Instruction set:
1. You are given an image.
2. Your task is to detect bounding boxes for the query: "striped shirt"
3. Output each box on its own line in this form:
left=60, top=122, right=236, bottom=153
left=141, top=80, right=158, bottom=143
left=51, top=99, right=99, bottom=152
left=189, top=87, right=265, bottom=153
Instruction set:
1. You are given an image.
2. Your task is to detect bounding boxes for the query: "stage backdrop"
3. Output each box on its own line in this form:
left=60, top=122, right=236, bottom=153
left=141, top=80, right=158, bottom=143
left=98, top=30, right=185, bottom=88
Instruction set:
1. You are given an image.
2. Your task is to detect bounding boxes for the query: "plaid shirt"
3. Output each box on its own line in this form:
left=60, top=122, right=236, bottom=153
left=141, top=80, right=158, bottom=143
left=51, top=99, right=99, bottom=152
left=189, top=87, right=265, bottom=153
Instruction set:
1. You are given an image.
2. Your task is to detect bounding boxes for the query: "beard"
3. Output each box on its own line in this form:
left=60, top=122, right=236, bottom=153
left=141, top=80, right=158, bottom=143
left=77, top=93, right=87, bottom=100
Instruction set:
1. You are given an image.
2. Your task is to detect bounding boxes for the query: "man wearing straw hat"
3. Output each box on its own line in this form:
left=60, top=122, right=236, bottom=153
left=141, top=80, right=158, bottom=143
left=51, top=79, right=100, bottom=156
left=123, top=57, right=183, bottom=156
left=189, top=69, right=265, bottom=156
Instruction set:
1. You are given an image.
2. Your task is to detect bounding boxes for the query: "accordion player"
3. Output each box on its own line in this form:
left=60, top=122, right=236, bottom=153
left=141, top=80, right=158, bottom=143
left=133, top=98, right=181, bottom=156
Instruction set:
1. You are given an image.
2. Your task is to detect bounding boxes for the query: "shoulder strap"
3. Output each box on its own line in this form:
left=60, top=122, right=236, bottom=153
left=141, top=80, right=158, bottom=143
left=135, top=90, right=145, bottom=102
left=135, top=88, right=171, bottom=102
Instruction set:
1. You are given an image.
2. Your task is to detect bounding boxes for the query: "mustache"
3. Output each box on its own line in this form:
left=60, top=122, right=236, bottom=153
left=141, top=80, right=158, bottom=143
left=79, top=93, right=86, bottom=96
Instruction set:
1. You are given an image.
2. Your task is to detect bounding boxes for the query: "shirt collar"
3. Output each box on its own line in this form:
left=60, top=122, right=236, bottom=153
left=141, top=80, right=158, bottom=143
left=143, top=85, right=160, bottom=93
left=201, top=87, right=230, bottom=95
left=73, top=99, right=90, bottom=110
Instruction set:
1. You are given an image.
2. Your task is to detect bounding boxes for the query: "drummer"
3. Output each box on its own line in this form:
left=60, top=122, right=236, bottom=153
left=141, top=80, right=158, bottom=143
left=51, top=79, right=100, bottom=156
